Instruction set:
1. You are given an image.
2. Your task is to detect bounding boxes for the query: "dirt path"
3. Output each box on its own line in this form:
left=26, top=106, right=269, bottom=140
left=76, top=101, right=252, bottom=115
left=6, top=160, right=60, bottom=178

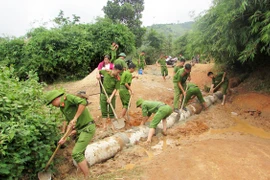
left=50, top=63, right=270, bottom=180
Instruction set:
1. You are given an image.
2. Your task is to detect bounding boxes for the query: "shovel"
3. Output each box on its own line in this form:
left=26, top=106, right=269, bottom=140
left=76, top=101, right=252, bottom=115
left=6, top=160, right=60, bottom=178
left=38, top=127, right=72, bottom=180
left=99, top=80, right=125, bottom=129
left=180, top=82, right=189, bottom=113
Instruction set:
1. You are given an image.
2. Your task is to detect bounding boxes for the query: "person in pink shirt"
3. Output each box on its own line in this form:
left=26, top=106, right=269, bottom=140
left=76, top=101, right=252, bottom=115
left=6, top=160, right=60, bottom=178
left=96, top=55, right=114, bottom=110
left=97, top=55, right=114, bottom=71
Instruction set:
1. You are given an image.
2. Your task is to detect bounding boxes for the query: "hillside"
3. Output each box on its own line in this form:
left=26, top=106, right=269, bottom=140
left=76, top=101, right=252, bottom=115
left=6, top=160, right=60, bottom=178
left=145, top=21, right=194, bottom=39
left=48, top=63, right=270, bottom=180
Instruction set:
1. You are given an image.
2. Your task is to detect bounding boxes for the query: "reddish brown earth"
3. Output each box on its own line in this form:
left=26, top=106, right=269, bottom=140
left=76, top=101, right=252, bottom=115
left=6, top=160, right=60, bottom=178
left=47, top=63, right=270, bottom=180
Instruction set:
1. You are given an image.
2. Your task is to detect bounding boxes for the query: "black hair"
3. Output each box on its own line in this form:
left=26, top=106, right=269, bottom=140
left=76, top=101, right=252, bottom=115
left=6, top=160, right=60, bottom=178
left=128, top=63, right=136, bottom=69
left=207, top=72, right=214, bottom=76
left=184, top=63, right=192, bottom=70
left=114, top=64, right=123, bottom=71
left=104, top=55, right=110, bottom=59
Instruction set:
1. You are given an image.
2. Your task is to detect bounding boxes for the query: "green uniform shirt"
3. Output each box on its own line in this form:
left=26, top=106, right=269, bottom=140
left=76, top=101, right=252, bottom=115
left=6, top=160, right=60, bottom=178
left=173, top=68, right=190, bottom=84
left=99, top=70, right=120, bottom=94
left=141, top=101, right=165, bottom=117
left=114, top=58, right=128, bottom=70
left=111, top=45, right=117, bottom=58
left=157, top=58, right=167, bottom=66
left=173, top=66, right=183, bottom=74
left=212, top=72, right=228, bottom=87
left=139, top=54, right=145, bottom=64
left=187, top=83, right=198, bottom=89
left=59, top=94, right=93, bottom=130
left=120, top=70, right=132, bottom=87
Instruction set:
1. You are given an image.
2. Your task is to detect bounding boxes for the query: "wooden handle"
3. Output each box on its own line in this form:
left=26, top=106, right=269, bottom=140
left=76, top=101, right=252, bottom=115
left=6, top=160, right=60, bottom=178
left=99, top=80, right=119, bottom=119
left=180, top=82, right=189, bottom=111
left=44, top=127, right=72, bottom=171
left=213, top=81, right=223, bottom=92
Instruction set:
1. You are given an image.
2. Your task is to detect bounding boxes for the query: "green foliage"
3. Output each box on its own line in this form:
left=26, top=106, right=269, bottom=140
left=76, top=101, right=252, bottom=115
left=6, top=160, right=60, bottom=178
left=175, top=0, right=270, bottom=68
left=146, top=22, right=194, bottom=40
left=0, top=14, right=135, bottom=84
left=103, top=0, right=146, bottom=47
left=0, top=66, right=61, bottom=179
left=141, top=29, right=165, bottom=64
left=53, top=10, right=81, bottom=27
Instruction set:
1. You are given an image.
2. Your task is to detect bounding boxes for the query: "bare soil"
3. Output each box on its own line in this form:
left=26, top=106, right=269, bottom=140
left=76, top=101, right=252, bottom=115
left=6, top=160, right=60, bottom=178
left=48, top=63, right=270, bottom=180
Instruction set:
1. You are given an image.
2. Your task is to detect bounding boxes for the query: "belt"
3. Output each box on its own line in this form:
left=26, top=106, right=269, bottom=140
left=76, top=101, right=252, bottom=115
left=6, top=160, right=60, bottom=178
left=87, top=121, right=95, bottom=125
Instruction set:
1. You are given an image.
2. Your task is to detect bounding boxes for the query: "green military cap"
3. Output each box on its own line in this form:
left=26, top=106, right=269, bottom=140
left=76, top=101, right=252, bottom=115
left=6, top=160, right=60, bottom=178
left=118, top=52, right=126, bottom=57
left=45, top=90, right=64, bottom=105
left=136, top=98, right=144, bottom=107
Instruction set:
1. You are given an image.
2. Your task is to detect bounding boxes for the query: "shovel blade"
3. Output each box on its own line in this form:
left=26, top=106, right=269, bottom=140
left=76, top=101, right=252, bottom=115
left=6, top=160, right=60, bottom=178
left=112, top=118, right=125, bottom=129
left=38, top=171, right=51, bottom=180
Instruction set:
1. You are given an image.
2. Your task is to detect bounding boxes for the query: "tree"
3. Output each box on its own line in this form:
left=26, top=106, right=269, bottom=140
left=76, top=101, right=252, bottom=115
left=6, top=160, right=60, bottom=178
left=179, top=0, right=270, bottom=69
left=53, top=10, right=81, bottom=27
left=141, top=29, right=165, bottom=64
left=103, top=0, right=146, bottom=47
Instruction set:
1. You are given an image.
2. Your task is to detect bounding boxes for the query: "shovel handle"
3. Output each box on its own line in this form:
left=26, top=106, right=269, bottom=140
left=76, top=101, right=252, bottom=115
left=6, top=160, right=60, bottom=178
left=180, top=82, right=189, bottom=111
left=44, top=127, right=72, bottom=171
left=127, top=95, right=132, bottom=121
left=99, top=80, right=119, bottom=120
left=213, top=80, right=223, bottom=92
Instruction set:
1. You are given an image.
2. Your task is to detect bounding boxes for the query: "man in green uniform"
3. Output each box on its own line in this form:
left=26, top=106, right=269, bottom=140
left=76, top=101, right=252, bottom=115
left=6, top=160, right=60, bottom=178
left=136, top=98, right=172, bottom=143
left=97, top=64, right=123, bottom=130
left=45, top=90, right=96, bottom=179
left=138, top=51, right=146, bottom=74
left=173, top=63, right=192, bottom=112
left=119, top=63, right=137, bottom=124
left=156, top=54, right=168, bottom=81
left=111, top=42, right=119, bottom=63
left=173, top=58, right=186, bottom=76
left=114, top=53, right=128, bottom=75
left=207, top=71, right=229, bottom=105
left=182, top=83, right=207, bottom=110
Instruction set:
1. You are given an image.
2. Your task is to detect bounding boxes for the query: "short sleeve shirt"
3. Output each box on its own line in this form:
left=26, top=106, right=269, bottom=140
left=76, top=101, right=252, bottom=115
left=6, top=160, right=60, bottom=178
left=173, top=68, right=190, bottom=84
left=120, top=70, right=132, bottom=86
left=141, top=101, right=165, bottom=117
left=114, top=58, right=128, bottom=69
left=173, top=66, right=183, bottom=74
left=60, top=94, right=93, bottom=130
left=139, top=54, right=145, bottom=63
left=212, top=72, right=227, bottom=86
left=157, top=58, right=166, bottom=66
left=99, top=70, right=120, bottom=94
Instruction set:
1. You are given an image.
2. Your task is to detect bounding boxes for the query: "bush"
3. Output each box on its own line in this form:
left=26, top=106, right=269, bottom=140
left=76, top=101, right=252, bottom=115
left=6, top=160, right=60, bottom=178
left=0, top=66, right=61, bottom=179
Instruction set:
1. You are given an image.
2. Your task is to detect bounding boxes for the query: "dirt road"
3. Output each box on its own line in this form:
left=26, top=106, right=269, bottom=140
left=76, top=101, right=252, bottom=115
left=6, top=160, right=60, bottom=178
left=51, top=63, right=270, bottom=180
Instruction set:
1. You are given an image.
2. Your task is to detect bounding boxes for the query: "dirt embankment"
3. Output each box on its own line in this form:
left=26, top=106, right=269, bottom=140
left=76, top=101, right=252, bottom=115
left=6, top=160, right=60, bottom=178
left=50, top=63, right=270, bottom=180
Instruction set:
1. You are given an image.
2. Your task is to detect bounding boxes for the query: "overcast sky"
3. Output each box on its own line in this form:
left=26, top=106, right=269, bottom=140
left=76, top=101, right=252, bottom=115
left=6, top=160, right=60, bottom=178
left=0, top=0, right=212, bottom=37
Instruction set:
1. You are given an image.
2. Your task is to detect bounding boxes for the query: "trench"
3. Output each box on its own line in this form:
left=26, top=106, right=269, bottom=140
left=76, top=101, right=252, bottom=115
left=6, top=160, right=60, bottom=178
left=84, top=91, right=224, bottom=166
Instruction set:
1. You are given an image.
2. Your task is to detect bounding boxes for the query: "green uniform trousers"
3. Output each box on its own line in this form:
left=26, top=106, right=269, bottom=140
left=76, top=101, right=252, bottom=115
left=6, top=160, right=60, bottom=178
left=183, top=86, right=205, bottom=107
left=100, top=93, right=116, bottom=118
left=138, top=63, right=145, bottom=70
left=72, top=123, right=96, bottom=163
left=119, top=87, right=130, bottom=109
left=150, top=105, right=172, bottom=128
left=161, top=67, right=168, bottom=76
left=173, top=82, right=185, bottom=109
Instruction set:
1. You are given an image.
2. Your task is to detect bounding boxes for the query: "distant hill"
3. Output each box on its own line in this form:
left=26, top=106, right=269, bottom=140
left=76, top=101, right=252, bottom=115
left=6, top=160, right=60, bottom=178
left=145, top=21, right=194, bottom=39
